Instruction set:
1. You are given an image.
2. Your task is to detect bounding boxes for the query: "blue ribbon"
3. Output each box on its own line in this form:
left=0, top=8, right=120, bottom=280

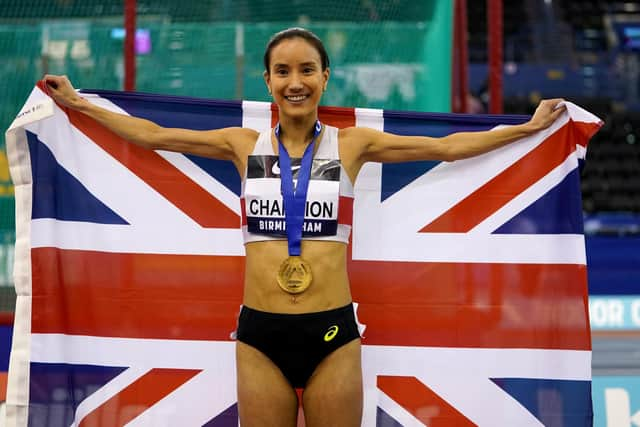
left=276, top=120, right=322, bottom=256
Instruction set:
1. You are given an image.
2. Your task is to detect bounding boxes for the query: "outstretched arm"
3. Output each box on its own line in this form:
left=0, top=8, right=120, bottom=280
left=43, top=75, right=257, bottom=164
left=347, top=99, right=566, bottom=164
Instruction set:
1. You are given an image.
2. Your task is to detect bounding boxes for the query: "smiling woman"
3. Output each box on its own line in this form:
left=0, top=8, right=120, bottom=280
left=42, top=26, right=565, bottom=427
left=263, top=29, right=330, bottom=126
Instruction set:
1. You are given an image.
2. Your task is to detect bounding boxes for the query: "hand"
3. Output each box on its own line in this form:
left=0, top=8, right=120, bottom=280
left=527, top=98, right=566, bottom=132
left=42, top=74, right=88, bottom=110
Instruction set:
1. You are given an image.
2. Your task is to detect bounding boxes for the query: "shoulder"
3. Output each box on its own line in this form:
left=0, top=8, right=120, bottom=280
left=215, top=126, right=260, bottom=143
left=212, top=127, right=261, bottom=157
left=337, top=126, right=379, bottom=144
left=211, top=127, right=261, bottom=166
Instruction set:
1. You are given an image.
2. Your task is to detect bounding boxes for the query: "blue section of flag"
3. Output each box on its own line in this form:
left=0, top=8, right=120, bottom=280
left=376, top=406, right=404, bottom=427
left=28, top=363, right=127, bottom=425
left=0, top=325, right=12, bottom=371
left=380, top=161, right=440, bottom=202
left=494, top=168, right=584, bottom=234
left=578, top=158, right=586, bottom=173
left=85, top=90, right=243, bottom=195
left=27, top=131, right=128, bottom=224
left=491, top=377, right=593, bottom=426
left=202, top=403, right=238, bottom=427
left=185, top=155, right=241, bottom=196
left=380, top=110, right=527, bottom=202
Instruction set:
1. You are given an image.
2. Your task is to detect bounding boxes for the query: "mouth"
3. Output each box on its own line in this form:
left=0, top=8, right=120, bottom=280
left=284, top=95, right=309, bottom=103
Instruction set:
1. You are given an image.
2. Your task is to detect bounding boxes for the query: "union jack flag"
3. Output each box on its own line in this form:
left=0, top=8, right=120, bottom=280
left=4, top=82, right=602, bottom=426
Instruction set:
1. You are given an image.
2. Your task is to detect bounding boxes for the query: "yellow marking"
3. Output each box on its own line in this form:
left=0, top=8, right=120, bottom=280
left=0, top=151, right=10, bottom=182
left=324, top=325, right=339, bottom=342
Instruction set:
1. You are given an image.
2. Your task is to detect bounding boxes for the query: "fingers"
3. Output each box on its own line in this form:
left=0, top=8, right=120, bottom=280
left=536, top=98, right=566, bottom=118
left=549, top=99, right=567, bottom=117
left=527, top=98, right=567, bottom=131
left=541, top=98, right=566, bottom=111
left=43, top=74, right=59, bottom=87
left=550, top=104, right=566, bottom=120
left=42, top=74, right=70, bottom=91
left=44, top=77, right=59, bottom=90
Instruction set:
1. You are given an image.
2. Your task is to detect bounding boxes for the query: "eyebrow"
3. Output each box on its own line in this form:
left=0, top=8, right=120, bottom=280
left=272, top=61, right=319, bottom=68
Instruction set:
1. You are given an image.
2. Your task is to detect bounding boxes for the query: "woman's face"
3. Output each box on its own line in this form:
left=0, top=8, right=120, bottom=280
left=264, top=37, right=329, bottom=121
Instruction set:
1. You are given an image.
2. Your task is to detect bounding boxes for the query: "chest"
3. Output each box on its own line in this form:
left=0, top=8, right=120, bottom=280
left=243, top=154, right=342, bottom=237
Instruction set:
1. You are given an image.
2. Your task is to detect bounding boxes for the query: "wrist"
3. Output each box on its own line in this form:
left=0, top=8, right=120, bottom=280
left=72, top=95, right=91, bottom=112
left=521, top=121, right=542, bottom=134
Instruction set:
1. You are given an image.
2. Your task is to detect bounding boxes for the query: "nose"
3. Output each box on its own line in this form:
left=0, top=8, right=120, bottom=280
left=288, top=71, right=303, bottom=91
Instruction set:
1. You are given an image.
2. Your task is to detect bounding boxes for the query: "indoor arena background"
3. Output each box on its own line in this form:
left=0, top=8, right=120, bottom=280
left=0, top=1, right=639, bottom=426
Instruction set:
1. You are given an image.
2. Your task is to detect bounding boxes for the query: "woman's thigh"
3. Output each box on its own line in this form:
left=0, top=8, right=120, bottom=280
left=236, top=341, right=299, bottom=427
left=302, top=339, right=363, bottom=427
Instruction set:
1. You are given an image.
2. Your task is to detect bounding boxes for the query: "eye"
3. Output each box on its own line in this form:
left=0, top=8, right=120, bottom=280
left=303, top=67, right=315, bottom=74
left=275, top=69, right=288, bottom=76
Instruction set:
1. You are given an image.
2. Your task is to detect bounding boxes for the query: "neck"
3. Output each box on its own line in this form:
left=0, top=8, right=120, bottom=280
left=277, top=114, right=318, bottom=147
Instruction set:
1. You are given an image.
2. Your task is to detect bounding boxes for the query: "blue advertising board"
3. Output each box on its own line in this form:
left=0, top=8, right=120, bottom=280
left=590, top=296, right=640, bottom=330
left=593, top=376, right=640, bottom=426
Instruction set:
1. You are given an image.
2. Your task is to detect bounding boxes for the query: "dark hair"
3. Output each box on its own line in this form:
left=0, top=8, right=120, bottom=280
left=263, top=27, right=330, bottom=73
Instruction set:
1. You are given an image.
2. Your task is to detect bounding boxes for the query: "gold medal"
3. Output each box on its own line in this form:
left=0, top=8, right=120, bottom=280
left=277, top=256, right=312, bottom=294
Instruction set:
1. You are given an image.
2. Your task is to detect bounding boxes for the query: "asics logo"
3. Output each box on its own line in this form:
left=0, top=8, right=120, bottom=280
left=324, top=325, right=339, bottom=342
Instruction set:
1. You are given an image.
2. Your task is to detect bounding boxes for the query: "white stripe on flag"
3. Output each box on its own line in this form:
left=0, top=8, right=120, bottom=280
left=563, top=101, right=602, bottom=126
left=375, top=391, right=425, bottom=427
left=70, top=367, right=151, bottom=427
left=352, top=224, right=585, bottom=264
left=366, top=118, right=571, bottom=235
left=25, top=106, right=201, bottom=228
left=31, top=334, right=235, bottom=368
left=242, top=100, right=272, bottom=131
left=156, top=150, right=241, bottom=215
left=30, top=219, right=244, bottom=255
left=469, top=150, right=583, bottom=234
left=362, top=345, right=590, bottom=426
left=126, top=368, right=238, bottom=427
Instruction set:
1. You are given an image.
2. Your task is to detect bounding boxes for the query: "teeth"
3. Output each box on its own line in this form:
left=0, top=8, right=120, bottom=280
left=287, top=95, right=306, bottom=101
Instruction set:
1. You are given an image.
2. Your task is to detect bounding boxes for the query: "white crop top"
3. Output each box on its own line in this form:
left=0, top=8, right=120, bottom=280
left=240, top=125, right=354, bottom=244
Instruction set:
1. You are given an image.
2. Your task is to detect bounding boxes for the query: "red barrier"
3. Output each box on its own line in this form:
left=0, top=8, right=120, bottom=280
left=0, top=312, right=14, bottom=326
left=124, top=0, right=136, bottom=91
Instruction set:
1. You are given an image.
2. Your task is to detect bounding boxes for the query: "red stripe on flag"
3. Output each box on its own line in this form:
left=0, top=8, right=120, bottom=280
left=270, top=103, right=278, bottom=128
left=31, top=248, right=244, bottom=340
left=377, top=376, right=476, bottom=426
left=78, top=368, right=200, bottom=427
left=62, top=107, right=238, bottom=229
left=319, top=106, right=357, bottom=128
left=269, top=104, right=357, bottom=129
left=349, top=260, right=591, bottom=350
left=571, top=120, right=602, bottom=146
left=32, top=248, right=591, bottom=350
left=240, top=197, right=247, bottom=226
left=421, top=123, right=576, bottom=233
left=338, top=196, right=354, bottom=225
left=0, top=372, right=7, bottom=401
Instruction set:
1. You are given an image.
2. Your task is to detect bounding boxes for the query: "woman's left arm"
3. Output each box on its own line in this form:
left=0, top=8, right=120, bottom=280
left=353, top=98, right=566, bottom=164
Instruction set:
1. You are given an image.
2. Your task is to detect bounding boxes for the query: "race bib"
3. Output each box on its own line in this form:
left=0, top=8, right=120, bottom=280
left=244, top=155, right=340, bottom=236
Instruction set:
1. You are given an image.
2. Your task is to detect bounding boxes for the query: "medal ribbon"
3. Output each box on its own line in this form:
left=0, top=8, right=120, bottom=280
left=276, top=120, right=322, bottom=256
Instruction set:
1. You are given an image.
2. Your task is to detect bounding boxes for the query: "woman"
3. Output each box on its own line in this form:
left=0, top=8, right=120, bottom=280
left=44, top=27, right=565, bottom=427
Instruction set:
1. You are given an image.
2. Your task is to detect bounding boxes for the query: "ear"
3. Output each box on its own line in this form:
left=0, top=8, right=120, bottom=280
left=263, top=70, right=272, bottom=95
left=322, top=68, right=330, bottom=91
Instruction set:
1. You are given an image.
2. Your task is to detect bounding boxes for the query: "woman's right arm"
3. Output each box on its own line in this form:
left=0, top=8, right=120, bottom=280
left=43, top=75, right=258, bottom=163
